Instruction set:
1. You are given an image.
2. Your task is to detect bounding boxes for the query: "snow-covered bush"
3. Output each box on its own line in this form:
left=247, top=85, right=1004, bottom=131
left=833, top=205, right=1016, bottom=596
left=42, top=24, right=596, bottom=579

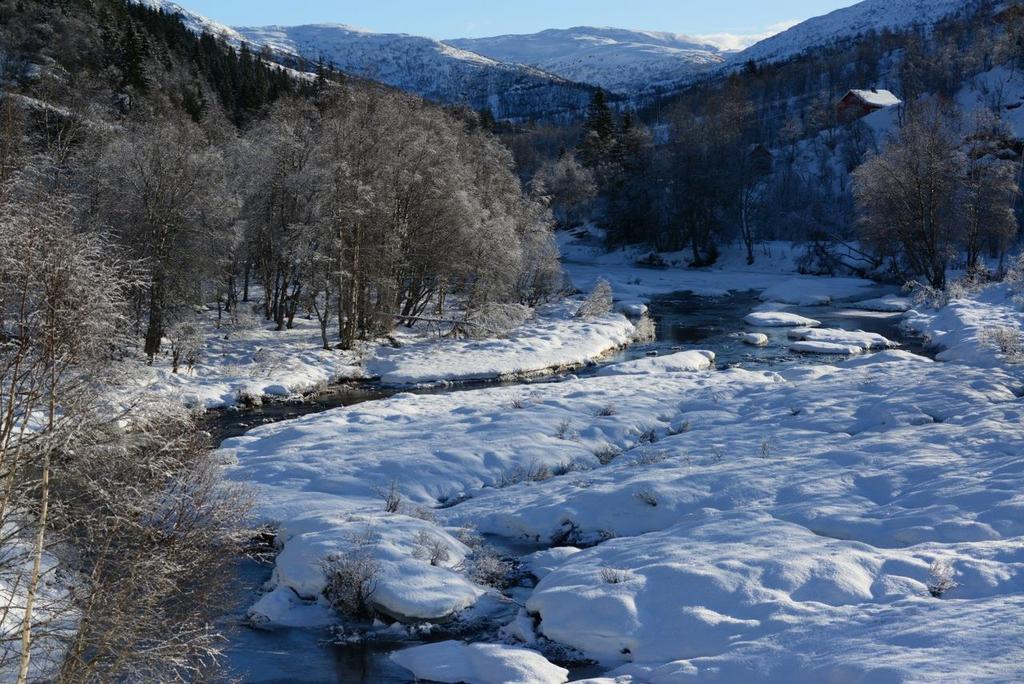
left=593, top=444, right=622, bottom=465
left=575, top=279, right=613, bottom=319
left=981, top=326, right=1024, bottom=362
left=376, top=480, right=402, bottom=513
left=630, top=450, right=667, bottom=467
left=553, top=419, right=576, bottom=440
left=600, top=567, right=630, bottom=584
left=634, top=424, right=659, bottom=445
left=633, top=488, right=659, bottom=507
left=322, top=550, right=381, bottom=618
left=927, top=559, right=958, bottom=598
left=632, top=313, right=656, bottom=342
left=412, top=531, right=451, bottom=566
left=497, top=461, right=553, bottom=488
left=168, top=320, right=204, bottom=374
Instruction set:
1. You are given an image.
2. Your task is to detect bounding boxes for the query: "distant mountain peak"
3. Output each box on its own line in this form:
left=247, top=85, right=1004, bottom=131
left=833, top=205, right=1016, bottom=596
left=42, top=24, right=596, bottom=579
left=449, top=26, right=725, bottom=94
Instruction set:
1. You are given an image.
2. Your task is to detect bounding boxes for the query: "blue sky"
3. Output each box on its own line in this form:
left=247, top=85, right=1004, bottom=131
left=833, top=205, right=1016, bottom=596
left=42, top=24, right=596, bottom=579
left=184, top=1, right=860, bottom=42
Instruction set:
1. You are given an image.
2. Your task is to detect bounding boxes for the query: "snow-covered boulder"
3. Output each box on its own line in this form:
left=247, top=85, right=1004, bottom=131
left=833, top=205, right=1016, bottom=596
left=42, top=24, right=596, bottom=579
left=744, top=311, right=821, bottom=327
left=788, top=327, right=895, bottom=351
left=740, top=332, right=769, bottom=346
left=391, top=641, right=569, bottom=684
left=790, top=340, right=866, bottom=355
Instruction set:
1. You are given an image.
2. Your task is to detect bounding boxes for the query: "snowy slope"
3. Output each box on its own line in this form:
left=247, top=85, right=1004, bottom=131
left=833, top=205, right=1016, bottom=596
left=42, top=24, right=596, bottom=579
left=131, top=0, right=248, bottom=44
left=450, top=27, right=725, bottom=94
left=735, top=0, right=971, bottom=65
left=231, top=24, right=595, bottom=118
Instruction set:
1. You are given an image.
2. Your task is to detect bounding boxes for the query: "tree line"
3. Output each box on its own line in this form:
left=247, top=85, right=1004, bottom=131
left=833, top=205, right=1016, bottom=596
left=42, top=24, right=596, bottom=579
left=1, top=1, right=562, bottom=680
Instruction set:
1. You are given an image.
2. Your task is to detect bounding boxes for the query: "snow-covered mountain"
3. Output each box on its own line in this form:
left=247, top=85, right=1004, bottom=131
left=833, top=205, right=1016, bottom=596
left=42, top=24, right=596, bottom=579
left=232, top=24, right=594, bottom=118
left=735, top=0, right=971, bottom=65
left=449, top=27, right=726, bottom=94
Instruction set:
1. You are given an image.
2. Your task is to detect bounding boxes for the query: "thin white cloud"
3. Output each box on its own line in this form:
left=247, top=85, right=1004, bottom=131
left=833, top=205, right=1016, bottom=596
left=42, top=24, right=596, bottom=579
left=696, top=20, right=799, bottom=52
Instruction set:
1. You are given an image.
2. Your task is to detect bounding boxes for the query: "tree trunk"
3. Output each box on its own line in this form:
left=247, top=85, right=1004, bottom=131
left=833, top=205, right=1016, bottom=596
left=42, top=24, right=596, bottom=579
left=143, top=277, right=165, bottom=362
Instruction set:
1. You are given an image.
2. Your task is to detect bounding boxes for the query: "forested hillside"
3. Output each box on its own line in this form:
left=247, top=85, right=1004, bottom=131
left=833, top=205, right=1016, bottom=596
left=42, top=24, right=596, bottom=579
left=519, top=0, right=1024, bottom=282
left=0, top=0, right=561, bottom=679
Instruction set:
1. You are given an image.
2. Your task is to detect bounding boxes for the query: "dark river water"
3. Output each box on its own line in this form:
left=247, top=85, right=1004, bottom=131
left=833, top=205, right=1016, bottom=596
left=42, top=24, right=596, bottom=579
left=215, top=287, right=921, bottom=683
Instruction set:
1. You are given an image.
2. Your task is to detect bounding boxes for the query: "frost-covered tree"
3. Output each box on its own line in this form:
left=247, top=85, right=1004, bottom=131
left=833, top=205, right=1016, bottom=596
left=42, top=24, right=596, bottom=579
left=92, top=116, right=233, bottom=361
left=855, top=105, right=1020, bottom=288
left=532, top=151, right=596, bottom=229
left=854, top=106, right=965, bottom=289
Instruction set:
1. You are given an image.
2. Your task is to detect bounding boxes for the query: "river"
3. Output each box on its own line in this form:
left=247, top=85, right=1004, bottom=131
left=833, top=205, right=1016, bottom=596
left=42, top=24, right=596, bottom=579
left=213, top=287, right=921, bottom=683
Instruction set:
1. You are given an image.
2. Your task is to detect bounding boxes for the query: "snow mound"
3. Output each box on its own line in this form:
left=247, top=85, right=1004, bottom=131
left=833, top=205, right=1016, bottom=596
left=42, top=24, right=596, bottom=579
left=526, top=510, right=1022, bottom=666
left=269, top=512, right=484, bottom=622
left=789, top=327, right=896, bottom=351
left=759, top=277, right=876, bottom=305
left=596, top=351, right=716, bottom=376
left=367, top=306, right=635, bottom=386
left=854, top=294, right=912, bottom=312
left=391, top=641, right=569, bottom=684
left=744, top=311, right=821, bottom=327
left=903, top=284, right=1024, bottom=367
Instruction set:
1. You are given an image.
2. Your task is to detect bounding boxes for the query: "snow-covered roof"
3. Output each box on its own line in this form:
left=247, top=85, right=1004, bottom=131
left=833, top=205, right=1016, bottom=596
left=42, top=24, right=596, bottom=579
left=846, top=89, right=902, bottom=108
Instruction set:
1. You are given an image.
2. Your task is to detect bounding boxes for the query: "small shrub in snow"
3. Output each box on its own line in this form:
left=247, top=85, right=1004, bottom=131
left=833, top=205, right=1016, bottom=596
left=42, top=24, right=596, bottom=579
left=760, top=437, right=772, bottom=459
left=412, top=531, right=451, bottom=567
left=509, top=397, right=529, bottom=409
left=633, top=488, right=658, bottom=507
left=634, top=425, right=659, bottom=445
left=981, top=326, right=1024, bottom=362
left=323, top=551, right=380, bottom=619
left=497, top=461, right=552, bottom=488
left=927, top=559, right=958, bottom=598
left=249, top=347, right=285, bottom=378
left=600, top=567, right=630, bottom=584
left=168, top=320, right=204, bottom=374
left=454, top=524, right=482, bottom=548
left=593, top=444, right=622, bottom=465
left=711, top=446, right=726, bottom=463
left=552, top=460, right=583, bottom=477
left=466, top=549, right=512, bottom=588
left=407, top=505, right=438, bottom=524
left=575, top=279, right=613, bottom=319
left=376, top=480, right=402, bottom=513
left=632, top=313, right=656, bottom=342
left=904, top=281, right=948, bottom=310
left=630, top=451, right=668, bottom=467
left=666, top=419, right=691, bottom=436
left=595, top=404, right=617, bottom=417
left=551, top=520, right=583, bottom=547
left=553, top=419, right=576, bottom=440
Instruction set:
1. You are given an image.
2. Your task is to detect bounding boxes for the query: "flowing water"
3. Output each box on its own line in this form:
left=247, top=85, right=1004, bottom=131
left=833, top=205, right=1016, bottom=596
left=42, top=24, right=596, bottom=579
left=215, top=286, right=923, bottom=683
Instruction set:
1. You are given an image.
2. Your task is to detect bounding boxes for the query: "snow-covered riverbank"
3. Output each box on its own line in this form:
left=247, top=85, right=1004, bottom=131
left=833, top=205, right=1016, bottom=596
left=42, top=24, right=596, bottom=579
left=222, top=335, right=1024, bottom=681
left=213, top=234, right=1024, bottom=682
